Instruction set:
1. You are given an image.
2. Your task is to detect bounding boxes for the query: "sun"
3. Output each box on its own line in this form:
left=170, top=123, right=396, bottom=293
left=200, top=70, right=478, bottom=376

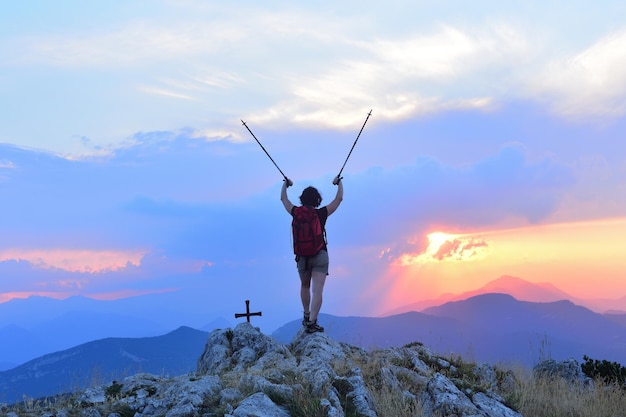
left=396, top=231, right=489, bottom=266
left=425, top=232, right=459, bottom=254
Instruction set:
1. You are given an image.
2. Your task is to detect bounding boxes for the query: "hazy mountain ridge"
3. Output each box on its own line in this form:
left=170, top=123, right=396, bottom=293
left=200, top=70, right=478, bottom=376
left=0, top=326, right=209, bottom=404
left=276, top=294, right=626, bottom=366
left=0, top=293, right=231, bottom=369
left=2, top=276, right=625, bottom=375
left=388, top=275, right=626, bottom=315
left=422, top=293, right=626, bottom=364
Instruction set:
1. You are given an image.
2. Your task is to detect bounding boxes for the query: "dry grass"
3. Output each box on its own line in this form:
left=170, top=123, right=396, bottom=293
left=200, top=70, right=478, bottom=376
left=370, top=387, right=423, bottom=417
left=513, top=373, right=626, bottom=417
left=366, top=372, right=626, bottom=417
left=361, top=353, right=626, bottom=417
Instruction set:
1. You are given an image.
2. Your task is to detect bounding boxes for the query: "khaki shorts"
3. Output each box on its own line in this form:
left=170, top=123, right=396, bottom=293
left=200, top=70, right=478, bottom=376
left=297, top=249, right=329, bottom=275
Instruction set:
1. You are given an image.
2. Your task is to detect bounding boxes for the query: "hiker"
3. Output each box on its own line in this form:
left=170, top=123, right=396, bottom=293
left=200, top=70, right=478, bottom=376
left=281, top=175, right=343, bottom=333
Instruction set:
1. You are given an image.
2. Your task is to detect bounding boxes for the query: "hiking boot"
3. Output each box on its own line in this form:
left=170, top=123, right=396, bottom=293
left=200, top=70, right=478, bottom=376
left=306, top=320, right=324, bottom=333
left=302, top=312, right=310, bottom=326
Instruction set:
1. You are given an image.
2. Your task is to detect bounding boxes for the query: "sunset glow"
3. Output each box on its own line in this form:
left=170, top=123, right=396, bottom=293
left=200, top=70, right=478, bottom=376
left=371, top=217, right=626, bottom=315
left=0, top=291, right=68, bottom=304
left=0, top=288, right=178, bottom=304
left=396, top=232, right=489, bottom=265
left=0, top=249, right=147, bottom=273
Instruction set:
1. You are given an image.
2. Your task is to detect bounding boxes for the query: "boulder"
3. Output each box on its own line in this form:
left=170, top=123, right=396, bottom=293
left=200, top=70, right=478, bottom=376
left=533, top=358, right=593, bottom=387
left=419, top=372, right=484, bottom=417
left=232, top=392, right=290, bottom=417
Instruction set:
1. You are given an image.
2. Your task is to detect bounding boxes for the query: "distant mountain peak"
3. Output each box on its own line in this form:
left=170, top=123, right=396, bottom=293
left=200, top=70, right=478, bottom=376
left=385, top=275, right=574, bottom=316
left=468, top=292, right=517, bottom=302
left=484, top=275, right=569, bottom=298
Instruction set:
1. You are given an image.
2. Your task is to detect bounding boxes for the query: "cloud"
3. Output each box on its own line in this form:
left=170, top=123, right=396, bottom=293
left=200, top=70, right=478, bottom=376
left=0, top=159, right=15, bottom=169
left=396, top=232, right=489, bottom=266
left=0, top=291, right=68, bottom=304
left=248, top=24, right=530, bottom=129
left=0, top=248, right=146, bottom=273
left=333, top=144, right=574, bottom=253
left=0, top=128, right=581, bottom=305
left=5, top=2, right=623, bottom=157
left=0, top=159, right=15, bottom=182
left=0, top=250, right=212, bottom=299
left=7, top=19, right=246, bottom=69
left=531, top=29, right=626, bottom=117
left=138, top=86, right=195, bottom=101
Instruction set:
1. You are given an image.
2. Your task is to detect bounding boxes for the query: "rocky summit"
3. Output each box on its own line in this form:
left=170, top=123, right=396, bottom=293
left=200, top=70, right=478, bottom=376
left=5, top=322, right=525, bottom=416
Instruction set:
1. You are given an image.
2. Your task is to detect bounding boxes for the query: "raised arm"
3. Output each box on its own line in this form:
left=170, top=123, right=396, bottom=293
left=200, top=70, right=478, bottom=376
left=281, top=178, right=295, bottom=214
left=325, top=176, right=343, bottom=216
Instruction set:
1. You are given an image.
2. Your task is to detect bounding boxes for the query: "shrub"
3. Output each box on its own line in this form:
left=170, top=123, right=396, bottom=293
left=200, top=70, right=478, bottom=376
left=581, top=355, right=626, bottom=385
left=105, top=381, right=123, bottom=399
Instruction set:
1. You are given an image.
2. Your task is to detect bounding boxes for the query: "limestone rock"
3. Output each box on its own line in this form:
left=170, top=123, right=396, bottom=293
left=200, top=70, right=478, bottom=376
left=232, top=392, right=290, bottom=417
left=473, top=391, right=522, bottom=417
left=11, top=321, right=522, bottom=417
left=533, top=358, right=593, bottom=387
left=420, top=372, right=484, bottom=417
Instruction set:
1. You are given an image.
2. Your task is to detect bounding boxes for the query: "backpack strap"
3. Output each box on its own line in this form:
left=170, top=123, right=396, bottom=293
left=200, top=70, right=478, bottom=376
left=292, top=205, right=299, bottom=262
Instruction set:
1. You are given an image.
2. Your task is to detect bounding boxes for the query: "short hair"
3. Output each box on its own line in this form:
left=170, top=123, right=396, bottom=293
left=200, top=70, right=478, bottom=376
left=299, top=186, right=322, bottom=207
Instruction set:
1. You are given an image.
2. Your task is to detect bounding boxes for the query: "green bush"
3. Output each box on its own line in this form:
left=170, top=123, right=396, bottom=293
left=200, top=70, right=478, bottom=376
left=582, top=355, right=626, bottom=385
left=105, top=381, right=123, bottom=399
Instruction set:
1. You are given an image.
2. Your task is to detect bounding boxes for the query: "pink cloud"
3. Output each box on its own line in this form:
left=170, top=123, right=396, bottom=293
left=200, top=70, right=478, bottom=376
left=0, top=248, right=147, bottom=273
left=0, top=159, right=15, bottom=169
left=0, top=291, right=68, bottom=303
left=0, top=288, right=179, bottom=304
left=395, top=232, right=489, bottom=266
left=433, top=238, right=488, bottom=261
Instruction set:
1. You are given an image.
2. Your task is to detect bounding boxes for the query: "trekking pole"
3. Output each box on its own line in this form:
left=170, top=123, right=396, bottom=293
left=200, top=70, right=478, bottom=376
left=241, top=119, right=288, bottom=181
left=337, top=109, right=372, bottom=178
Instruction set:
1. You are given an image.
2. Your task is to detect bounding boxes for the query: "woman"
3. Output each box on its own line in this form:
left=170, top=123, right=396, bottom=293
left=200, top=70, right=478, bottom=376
left=280, top=175, right=343, bottom=333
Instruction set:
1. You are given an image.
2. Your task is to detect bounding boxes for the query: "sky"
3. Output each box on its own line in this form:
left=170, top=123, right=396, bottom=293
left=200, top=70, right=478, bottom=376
left=2, top=0, right=626, bottom=332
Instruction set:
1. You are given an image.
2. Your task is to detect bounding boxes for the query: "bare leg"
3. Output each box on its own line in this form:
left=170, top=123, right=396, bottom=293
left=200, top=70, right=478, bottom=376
left=309, top=271, right=327, bottom=322
left=299, top=271, right=312, bottom=314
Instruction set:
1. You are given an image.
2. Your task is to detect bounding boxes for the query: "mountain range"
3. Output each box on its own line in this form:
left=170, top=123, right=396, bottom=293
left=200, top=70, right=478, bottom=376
left=274, top=294, right=626, bottom=366
left=0, top=326, right=209, bottom=404
left=386, top=275, right=626, bottom=315
left=0, top=293, right=231, bottom=370
left=3, top=275, right=626, bottom=371
left=3, top=287, right=626, bottom=403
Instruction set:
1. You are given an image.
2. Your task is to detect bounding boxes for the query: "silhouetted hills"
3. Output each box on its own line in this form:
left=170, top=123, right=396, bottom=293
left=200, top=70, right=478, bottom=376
left=0, top=324, right=48, bottom=370
left=604, top=312, right=626, bottom=328
left=422, top=293, right=626, bottom=364
left=276, top=294, right=626, bottom=367
left=387, top=275, right=626, bottom=315
left=0, top=326, right=208, bottom=404
left=3, top=276, right=624, bottom=371
left=272, top=311, right=466, bottom=349
left=0, top=294, right=230, bottom=368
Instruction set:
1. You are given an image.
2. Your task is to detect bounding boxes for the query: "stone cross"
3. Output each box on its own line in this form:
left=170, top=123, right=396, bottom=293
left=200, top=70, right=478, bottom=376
left=235, top=299, right=262, bottom=323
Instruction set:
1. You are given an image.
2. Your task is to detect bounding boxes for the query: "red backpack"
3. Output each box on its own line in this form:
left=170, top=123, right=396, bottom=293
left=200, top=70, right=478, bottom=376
left=291, top=206, right=325, bottom=257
